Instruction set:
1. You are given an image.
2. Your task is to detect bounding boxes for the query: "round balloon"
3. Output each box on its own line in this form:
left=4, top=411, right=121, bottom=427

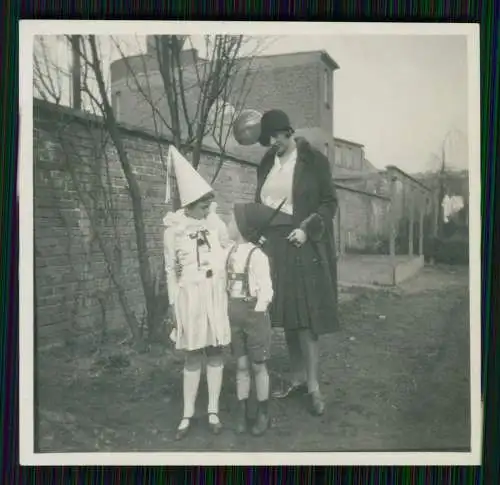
left=232, top=109, right=262, bottom=146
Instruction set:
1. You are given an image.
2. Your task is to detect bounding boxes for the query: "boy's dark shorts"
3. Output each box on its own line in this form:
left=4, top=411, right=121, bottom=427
left=229, top=299, right=272, bottom=363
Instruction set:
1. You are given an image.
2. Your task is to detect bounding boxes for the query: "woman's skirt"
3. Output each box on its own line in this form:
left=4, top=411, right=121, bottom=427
left=263, top=225, right=339, bottom=336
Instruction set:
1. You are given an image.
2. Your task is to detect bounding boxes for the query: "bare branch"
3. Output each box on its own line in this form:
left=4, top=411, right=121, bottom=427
left=33, top=36, right=64, bottom=104
left=155, top=36, right=184, bottom=146
left=171, top=38, right=195, bottom=143
left=111, top=36, right=174, bottom=139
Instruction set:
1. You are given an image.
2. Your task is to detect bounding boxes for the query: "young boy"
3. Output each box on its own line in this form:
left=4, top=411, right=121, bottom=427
left=226, top=203, right=275, bottom=436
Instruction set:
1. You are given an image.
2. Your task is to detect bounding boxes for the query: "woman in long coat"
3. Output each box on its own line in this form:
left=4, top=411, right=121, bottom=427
left=254, top=109, right=339, bottom=416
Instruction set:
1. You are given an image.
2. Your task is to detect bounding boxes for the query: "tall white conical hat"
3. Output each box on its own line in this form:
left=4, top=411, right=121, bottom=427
left=165, top=145, right=213, bottom=207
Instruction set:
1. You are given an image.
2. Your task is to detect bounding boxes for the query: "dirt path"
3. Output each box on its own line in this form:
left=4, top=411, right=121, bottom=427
left=37, top=265, right=471, bottom=453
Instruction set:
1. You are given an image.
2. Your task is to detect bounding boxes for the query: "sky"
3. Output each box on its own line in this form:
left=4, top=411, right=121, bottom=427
left=34, top=33, right=469, bottom=173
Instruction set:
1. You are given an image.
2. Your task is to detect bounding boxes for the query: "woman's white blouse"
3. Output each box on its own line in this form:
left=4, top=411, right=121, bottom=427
left=260, top=148, right=297, bottom=215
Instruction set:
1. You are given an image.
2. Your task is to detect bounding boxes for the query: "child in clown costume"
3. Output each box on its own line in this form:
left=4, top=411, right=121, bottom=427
left=163, top=146, right=231, bottom=440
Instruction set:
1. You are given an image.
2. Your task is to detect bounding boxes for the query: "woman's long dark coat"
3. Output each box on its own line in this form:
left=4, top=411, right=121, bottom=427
left=255, top=136, right=340, bottom=335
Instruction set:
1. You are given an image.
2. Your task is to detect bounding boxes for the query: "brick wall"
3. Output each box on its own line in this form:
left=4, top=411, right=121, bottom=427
left=34, top=99, right=257, bottom=349
left=335, top=185, right=391, bottom=252
left=34, top=98, right=390, bottom=348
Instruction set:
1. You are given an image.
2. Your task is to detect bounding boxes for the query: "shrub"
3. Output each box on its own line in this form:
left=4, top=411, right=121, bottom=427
left=433, top=236, right=469, bottom=265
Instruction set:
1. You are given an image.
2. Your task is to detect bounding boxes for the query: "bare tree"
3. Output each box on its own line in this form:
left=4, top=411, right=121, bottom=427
left=425, top=129, right=467, bottom=238
left=33, top=34, right=268, bottom=345
left=111, top=34, right=269, bottom=192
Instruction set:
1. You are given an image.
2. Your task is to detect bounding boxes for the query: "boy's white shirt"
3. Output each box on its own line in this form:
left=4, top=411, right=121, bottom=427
left=227, top=242, right=274, bottom=312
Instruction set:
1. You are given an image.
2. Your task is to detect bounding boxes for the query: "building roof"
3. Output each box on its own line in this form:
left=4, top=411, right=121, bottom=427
left=386, top=165, right=432, bottom=192
left=236, top=49, right=339, bottom=71
left=111, top=48, right=340, bottom=84
left=334, top=137, right=365, bottom=148
left=361, top=158, right=379, bottom=173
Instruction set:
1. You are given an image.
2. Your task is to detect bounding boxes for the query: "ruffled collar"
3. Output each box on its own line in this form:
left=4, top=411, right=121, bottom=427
left=163, top=208, right=220, bottom=233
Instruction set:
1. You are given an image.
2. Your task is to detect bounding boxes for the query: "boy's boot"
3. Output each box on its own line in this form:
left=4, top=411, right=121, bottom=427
left=236, top=399, right=249, bottom=434
left=251, top=400, right=270, bottom=436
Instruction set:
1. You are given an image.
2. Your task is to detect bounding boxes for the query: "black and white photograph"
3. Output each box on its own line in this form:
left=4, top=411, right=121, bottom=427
left=19, top=21, right=481, bottom=466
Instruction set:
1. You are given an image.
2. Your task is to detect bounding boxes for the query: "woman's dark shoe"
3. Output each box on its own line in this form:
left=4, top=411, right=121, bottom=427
left=309, top=390, right=326, bottom=416
left=272, top=381, right=308, bottom=399
left=251, top=401, right=270, bottom=436
left=208, top=413, right=222, bottom=435
left=175, top=417, right=192, bottom=441
left=236, top=399, right=249, bottom=434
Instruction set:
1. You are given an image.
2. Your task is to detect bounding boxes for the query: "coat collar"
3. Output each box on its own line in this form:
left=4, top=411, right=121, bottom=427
left=292, top=138, right=309, bottom=198
left=294, top=136, right=314, bottom=162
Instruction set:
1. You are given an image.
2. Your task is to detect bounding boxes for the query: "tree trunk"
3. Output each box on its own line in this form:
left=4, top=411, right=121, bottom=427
left=70, top=36, right=82, bottom=110
left=89, top=36, right=156, bottom=343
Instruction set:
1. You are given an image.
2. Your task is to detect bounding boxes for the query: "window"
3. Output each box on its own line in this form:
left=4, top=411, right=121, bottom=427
left=347, top=148, right=353, bottom=169
left=335, top=146, right=342, bottom=166
left=112, top=90, right=122, bottom=120
left=323, top=68, right=330, bottom=108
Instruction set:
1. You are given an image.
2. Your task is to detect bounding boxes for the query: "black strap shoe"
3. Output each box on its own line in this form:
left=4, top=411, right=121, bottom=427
left=175, top=417, right=192, bottom=441
left=208, top=413, right=222, bottom=435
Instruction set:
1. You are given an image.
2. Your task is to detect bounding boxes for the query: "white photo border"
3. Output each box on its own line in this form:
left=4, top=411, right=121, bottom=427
left=18, top=20, right=482, bottom=466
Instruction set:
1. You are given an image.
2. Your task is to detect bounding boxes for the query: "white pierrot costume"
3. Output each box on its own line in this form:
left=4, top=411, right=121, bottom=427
left=163, top=146, right=231, bottom=351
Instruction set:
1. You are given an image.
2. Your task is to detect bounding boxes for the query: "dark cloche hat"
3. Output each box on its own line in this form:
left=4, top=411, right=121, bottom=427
left=258, top=109, right=294, bottom=147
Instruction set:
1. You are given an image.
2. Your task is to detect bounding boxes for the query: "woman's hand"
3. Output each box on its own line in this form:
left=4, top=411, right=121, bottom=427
left=287, top=228, right=308, bottom=247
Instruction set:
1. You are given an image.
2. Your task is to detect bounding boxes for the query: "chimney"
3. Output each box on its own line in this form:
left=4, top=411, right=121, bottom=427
left=146, top=35, right=189, bottom=57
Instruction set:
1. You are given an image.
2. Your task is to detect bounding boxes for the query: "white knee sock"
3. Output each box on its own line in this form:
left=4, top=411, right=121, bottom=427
left=253, top=363, right=270, bottom=402
left=182, top=367, right=201, bottom=423
left=236, top=367, right=251, bottom=401
left=206, top=363, right=224, bottom=419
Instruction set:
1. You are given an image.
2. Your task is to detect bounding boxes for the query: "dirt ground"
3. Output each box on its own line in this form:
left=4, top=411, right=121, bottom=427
left=36, top=264, right=471, bottom=453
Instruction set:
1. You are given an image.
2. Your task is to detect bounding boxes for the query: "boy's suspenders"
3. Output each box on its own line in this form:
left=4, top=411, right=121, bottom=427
left=226, top=244, right=259, bottom=299
left=242, top=247, right=259, bottom=299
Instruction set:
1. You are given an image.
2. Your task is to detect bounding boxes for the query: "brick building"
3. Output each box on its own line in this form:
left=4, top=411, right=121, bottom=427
left=227, top=50, right=338, bottom=163
left=110, top=39, right=340, bottom=169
